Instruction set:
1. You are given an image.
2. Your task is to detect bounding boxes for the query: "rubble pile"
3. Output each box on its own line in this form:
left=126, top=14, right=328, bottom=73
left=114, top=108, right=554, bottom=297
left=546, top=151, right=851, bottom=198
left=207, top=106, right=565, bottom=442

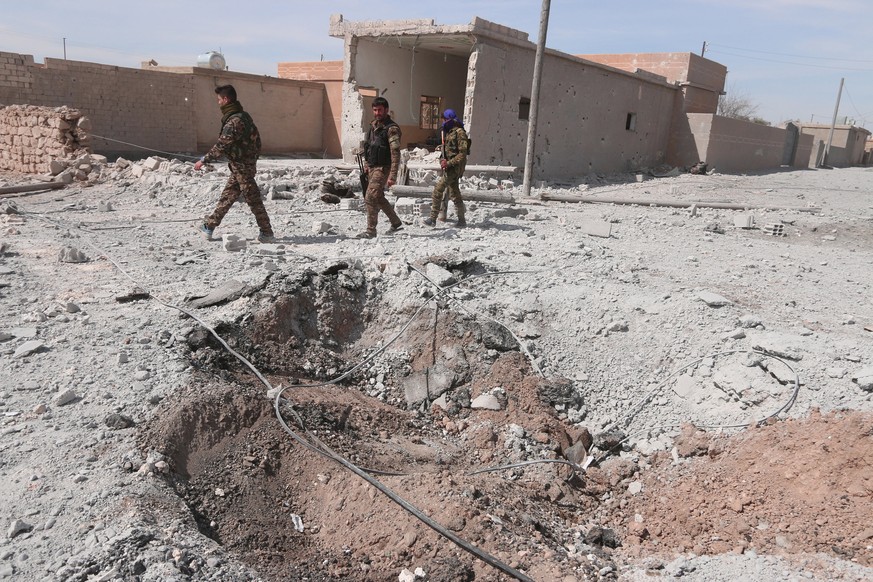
left=0, top=104, right=92, bottom=175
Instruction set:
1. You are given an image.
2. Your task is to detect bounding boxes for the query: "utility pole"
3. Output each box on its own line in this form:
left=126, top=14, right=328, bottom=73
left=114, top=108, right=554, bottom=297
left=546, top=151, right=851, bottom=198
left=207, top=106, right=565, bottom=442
left=701, top=41, right=707, bottom=57
left=823, top=77, right=844, bottom=167
left=522, top=0, right=551, bottom=198
left=63, top=37, right=67, bottom=60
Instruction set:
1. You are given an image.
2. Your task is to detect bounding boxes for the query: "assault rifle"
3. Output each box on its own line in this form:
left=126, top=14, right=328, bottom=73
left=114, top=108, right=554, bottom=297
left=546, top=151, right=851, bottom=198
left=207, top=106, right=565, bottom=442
left=437, top=128, right=449, bottom=221
left=355, top=151, right=368, bottom=193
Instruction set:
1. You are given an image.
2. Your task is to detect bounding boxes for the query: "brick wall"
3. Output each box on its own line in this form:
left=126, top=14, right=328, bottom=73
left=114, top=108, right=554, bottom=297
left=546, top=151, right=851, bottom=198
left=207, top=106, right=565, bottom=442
left=0, top=52, right=195, bottom=157
left=0, top=51, right=327, bottom=162
left=0, top=104, right=90, bottom=174
left=278, top=61, right=342, bottom=157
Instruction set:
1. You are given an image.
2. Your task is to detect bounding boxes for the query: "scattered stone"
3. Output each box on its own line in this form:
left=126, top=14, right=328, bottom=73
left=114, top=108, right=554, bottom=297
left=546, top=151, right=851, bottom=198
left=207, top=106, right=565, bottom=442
left=470, top=393, right=502, bottom=410
left=222, top=234, right=247, bottom=252
left=97, top=201, right=114, bottom=212
left=13, top=340, right=46, bottom=358
left=424, top=263, right=455, bottom=287
left=54, top=390, right=79, bottom=406
left=115, top=287, right=150, bottom=303
left=105, top=413, right=136, bottom=430
left=7, top=519, right=32, bottom=539
left=312, top=221, right=333, bottom=234
left=698, top=291, right=731, bottom=307
left=852, top=367, right=873, bottom=392
left=188, top=278, right=262, bottom=308
left=58, top=246, right=89, bottom=263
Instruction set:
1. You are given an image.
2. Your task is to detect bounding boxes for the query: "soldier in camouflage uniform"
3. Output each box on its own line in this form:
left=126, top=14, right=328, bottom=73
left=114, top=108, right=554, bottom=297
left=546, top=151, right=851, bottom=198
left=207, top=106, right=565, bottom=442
left=424, top=109, right=469, bottom=228
left=357, top=96, right=404, bottom=239
left=195, top=84, right=274, bottom=243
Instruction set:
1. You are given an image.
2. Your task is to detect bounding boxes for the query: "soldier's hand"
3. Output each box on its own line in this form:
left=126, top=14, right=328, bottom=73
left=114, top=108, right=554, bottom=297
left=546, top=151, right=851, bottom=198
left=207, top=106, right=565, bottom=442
left=440, top=159, right=448, bottom=170
left=194, top=160, right=203, bottom=171
left=387, top=177, right=396, bottom=187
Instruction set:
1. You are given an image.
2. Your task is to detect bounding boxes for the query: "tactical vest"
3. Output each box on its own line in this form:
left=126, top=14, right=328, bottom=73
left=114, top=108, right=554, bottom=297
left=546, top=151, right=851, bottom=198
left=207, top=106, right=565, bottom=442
left=365, top=119, right=398, bottom=167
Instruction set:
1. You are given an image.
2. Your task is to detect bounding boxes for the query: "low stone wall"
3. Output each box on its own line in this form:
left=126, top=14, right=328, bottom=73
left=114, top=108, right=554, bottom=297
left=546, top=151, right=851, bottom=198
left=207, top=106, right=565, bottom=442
left=0, top=104, right=91, bottom=174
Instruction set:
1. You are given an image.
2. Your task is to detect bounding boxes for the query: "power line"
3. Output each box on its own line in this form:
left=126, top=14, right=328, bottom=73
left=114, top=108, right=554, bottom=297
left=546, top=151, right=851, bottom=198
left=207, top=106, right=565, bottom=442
left=708, top=42, right=873, bottom=63
left=707, top=48, right=873, bottom=72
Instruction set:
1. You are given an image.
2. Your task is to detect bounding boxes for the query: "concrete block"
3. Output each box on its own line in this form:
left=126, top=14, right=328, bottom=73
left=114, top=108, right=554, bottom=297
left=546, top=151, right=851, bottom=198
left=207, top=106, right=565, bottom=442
left=221, top=234, right=246, bottom=252
left=579, top=219, right=612, bottom=238
left=393, top=197, right=418, bottom=216
left=734, top=214, right=754, bottom=228
left=763, top=223, right=785, bottom=237
left=340, top=198, right=363, bottom=211
left=142, top=157, right=161, bottom=171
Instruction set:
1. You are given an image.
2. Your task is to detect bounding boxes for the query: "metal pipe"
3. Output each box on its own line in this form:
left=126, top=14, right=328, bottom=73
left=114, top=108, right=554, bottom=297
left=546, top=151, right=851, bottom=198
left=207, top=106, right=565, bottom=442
left=540, top=191, right=821, bottom=213
left=0, top=182, right=66, bottom=196
left=390, top=184, right=515, bottom=204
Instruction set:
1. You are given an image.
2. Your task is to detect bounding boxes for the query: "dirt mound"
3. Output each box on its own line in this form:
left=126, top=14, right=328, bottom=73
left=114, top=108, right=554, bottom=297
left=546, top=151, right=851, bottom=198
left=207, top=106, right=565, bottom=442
left=608, top=410, right=873, bottom=567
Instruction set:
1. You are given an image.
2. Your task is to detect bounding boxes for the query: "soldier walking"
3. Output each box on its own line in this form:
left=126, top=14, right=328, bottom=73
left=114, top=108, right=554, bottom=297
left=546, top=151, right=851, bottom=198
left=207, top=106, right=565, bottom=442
left=424, top=109, right=469, bottom=227
left=195, top=84, right=274, bottom=243
left=357, top=97, right=404, bottom=239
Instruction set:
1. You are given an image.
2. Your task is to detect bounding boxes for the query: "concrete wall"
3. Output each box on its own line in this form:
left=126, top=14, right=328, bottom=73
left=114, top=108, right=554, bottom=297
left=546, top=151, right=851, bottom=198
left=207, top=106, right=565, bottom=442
left=796, top=124, right=871, bottom=167
left=185, top=70, right=324, bottom=154
left=277, top=60, right=343, bottom=157
left=0, top=51, right=325, bottom=160
left=468, top=40, right=677, bottom=177
left=673, top=114, right=797, bottom=172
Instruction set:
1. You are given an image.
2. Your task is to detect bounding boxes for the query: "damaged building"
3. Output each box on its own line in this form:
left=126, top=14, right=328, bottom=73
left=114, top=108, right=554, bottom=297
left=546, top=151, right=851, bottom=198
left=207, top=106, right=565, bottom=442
left=280, top=14, right=868, bottom=178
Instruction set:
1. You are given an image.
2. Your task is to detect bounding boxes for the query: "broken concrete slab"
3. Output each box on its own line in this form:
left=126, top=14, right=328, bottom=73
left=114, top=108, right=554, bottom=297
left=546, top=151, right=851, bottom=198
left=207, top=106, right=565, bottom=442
left=698, top=291, right=731, bottom=307
left=851, top=367, right=873, bottom=392
left=13, top=340, right=46, bottom=358
left=424, top=263, right=455, bottom=287
left=187, top=278, right=264, bottom=309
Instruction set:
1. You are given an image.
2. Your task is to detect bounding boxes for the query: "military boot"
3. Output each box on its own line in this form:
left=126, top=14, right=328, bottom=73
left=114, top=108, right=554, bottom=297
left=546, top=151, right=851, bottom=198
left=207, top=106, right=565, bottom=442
left=422, top=213, right=438, bottom=227
left=455, top=201, right=466, bottom=228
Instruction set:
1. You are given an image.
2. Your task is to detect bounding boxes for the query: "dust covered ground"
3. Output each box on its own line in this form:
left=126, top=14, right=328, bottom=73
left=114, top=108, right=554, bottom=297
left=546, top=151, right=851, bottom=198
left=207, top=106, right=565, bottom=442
left=0, top=157, right=872, bottom=581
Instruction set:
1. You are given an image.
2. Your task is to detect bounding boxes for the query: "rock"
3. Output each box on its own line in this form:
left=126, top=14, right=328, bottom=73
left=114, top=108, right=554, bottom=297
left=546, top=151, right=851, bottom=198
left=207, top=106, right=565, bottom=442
left=105, top=413, right=135, bottom=430
left=470, top=393, right=502, bottom=410
left=59, top=246, right=89, bottom=263
left=54, top=390, right=79, bottom=406
left=698, top=291, right=731, bottom=307
left=851, top=367, right=873, bottom=392
left=537, top=376, right=580, bottom=407
left=424, top=263, right=455, bottom=287
left=13, top=340, right=46, bottom=358
left=222, top=234, right=246, bottom=252
left=7, top=519, right=32, bottom=539
left=312, top=221, right=333, bottom=234
left=479, top=321, right=517, bottom=351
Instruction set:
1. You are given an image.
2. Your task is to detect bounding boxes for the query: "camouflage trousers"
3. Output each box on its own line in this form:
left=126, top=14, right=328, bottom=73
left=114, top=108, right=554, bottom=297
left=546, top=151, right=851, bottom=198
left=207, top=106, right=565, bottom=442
left=431, top=161, right=466, bottom=218
left=205, top=160, right=273, bottom=235
left=363, top=166, right=402, bottom=235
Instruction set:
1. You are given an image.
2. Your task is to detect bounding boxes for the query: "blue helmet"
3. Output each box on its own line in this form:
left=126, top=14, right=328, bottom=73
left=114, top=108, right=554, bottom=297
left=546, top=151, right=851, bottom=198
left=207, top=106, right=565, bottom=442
left=442, top=109, right=457, bottom=121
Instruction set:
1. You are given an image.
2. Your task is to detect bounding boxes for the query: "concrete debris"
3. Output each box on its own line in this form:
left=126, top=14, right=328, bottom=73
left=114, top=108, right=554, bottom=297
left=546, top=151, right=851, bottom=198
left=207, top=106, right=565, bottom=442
left=852, top=367, right=873, bottom=392
left=58, top=246, right=89, bottom=263
left=13, top=340, right=46, bottom=359
left=698, top=291, right=731, bottom=307
left=470, top=393, right=502, bottom=410
left=222, top=234, right=247, bottom=252
left=424, top=263, right=455, bottom=287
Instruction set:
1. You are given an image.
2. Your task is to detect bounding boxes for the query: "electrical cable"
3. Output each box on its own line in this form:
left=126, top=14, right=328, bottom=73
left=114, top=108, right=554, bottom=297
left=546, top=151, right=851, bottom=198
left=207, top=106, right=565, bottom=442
left=89, top=133, right=200, bottom=160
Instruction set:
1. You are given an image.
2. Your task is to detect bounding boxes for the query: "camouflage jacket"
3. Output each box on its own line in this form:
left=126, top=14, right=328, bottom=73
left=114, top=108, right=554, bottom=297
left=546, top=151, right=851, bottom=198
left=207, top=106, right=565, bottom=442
left=365, top=116, right=402, bottom=181
left=203, top=103, right=261, bottom=164
left=443, top=126, right=469, bottom=169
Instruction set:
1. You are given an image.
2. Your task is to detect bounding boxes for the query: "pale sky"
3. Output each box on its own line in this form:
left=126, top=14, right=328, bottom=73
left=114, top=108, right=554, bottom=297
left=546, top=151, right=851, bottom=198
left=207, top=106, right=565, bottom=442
left=2, top=0, right=871, bottom=128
